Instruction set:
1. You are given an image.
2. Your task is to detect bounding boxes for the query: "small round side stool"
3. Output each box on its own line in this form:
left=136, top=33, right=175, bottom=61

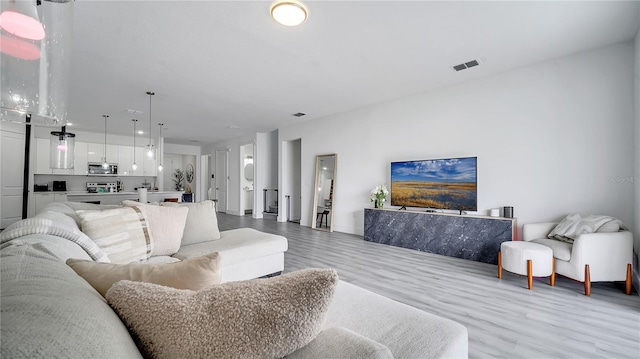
left=498, top=241, right=555, bottom=290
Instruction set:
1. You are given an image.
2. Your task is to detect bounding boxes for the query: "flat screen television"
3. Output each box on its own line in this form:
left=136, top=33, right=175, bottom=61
left=391, top=156, right=477, bottom=211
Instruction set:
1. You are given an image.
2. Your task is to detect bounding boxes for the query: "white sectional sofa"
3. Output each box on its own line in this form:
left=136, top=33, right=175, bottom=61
left=0, top=201, right=468, bottom=358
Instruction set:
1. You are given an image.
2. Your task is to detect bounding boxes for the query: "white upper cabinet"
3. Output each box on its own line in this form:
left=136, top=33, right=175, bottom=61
left=34, top=138, right=52, bottom=174
left=33, top=137, right=158, bottom=177
left=142, top=153, right=157, bottom=177
left=35, top=138, right=74, bottom=175
left=117, top=145, right=132, bottom=176
left=73, top=142, right=88, bottom=175
left=87, top=143, right=117, bottom=164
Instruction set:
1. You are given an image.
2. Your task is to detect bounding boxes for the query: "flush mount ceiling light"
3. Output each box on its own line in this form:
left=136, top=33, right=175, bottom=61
left=270, top=1, right=307, bottom=26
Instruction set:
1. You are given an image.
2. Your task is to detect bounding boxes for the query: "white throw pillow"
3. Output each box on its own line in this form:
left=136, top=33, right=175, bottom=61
left=76, top=207, right=153, bottom=264
left=161, top=200, right=220, bottom=245
left=122, top=200, right=189, bottom=256
left=67, top=252, right=221, bottom=297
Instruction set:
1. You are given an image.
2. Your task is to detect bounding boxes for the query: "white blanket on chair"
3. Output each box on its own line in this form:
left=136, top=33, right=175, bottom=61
left=547, top=213, right=627, bottom=243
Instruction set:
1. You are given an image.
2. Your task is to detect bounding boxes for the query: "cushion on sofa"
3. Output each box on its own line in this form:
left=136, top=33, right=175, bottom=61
left=67, top=252, right=221, bottom=297
left=324, top=281, right=468, bottom=359
left=0, top=240, right=143, bottom=358
left=531, top=238, right=573, bottom=261
left=173, top=228, right=288, bottom=265
left=161, top=200, right=220, bottom=245
left=76, top=207, right=153, bottom=263
left=36, top=202, right=84, bottom=227
left=0, top=212, right=110, bottom=263
left=122, top=200, right=189, bottom=256
left=285, top=327, right=394, bottom=359
left=106, top=268, right=338, bottom=359
left=65, top=202, right=122, bottom=211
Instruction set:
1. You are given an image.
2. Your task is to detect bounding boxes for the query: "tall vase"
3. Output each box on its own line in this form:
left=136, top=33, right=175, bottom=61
left=375, top=199, right=384, bottom=209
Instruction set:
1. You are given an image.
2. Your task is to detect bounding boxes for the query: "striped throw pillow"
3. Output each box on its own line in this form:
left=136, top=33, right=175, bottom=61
left=77, top=207, right=153, bottom=264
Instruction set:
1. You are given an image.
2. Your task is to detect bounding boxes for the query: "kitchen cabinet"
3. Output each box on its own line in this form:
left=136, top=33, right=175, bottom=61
left=34, top=138, right=72, bottom=174
left=131, top=146, right=145, bottom=176
left=87, top=143, right=117, bottom=164
left=73, top=142, right=88, bottom=175
left=32, top=137, right=158, bottom=177
left=143, top=154, right=157, bottom=177
left=35, top=138, right=51, bottom=174
left=118, top=145, right=132, bottom=176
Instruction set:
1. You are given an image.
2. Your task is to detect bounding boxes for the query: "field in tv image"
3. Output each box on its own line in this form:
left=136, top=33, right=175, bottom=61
left=391, top=157, right=477, bottom=211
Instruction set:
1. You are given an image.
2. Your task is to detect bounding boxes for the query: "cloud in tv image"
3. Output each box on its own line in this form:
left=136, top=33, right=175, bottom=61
left=391, top=157, right=477, bottom=210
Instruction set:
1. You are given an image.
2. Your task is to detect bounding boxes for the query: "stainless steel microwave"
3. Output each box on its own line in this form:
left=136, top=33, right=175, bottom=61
left=88, top=162, right=118, bottom=175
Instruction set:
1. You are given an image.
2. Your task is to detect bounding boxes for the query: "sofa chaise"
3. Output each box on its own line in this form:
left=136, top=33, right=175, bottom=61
left=0, top=200, right=468, bottom=358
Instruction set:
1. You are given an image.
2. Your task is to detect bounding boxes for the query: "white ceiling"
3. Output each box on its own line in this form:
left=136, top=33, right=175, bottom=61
left=65, top=0, right=639, bottom=145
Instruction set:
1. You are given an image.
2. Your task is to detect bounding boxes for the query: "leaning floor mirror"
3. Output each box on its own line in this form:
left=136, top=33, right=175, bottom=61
left=311, top=154, right=337, bottom=232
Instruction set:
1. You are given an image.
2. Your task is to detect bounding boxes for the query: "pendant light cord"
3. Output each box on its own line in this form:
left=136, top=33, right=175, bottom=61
left=103, top=115, right=109, bottom=163
left=147, top=91, right=155, bottom=147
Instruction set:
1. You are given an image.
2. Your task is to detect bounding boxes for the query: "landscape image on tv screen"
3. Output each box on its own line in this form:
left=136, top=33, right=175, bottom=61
left=391, top=157, right=477, bottom=211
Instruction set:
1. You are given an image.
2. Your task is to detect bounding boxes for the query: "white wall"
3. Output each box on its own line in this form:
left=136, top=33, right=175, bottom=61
left=279, top=42, right=636, bottom=236
left=633, top=26, right=640, bottom=291
left=255, top=130, right=278, bottom=218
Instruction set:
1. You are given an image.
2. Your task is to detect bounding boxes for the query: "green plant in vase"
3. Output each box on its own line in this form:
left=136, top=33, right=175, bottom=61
left=173, top=169, right=185, bottom=191
left=370, top=184, right=389, bottom=208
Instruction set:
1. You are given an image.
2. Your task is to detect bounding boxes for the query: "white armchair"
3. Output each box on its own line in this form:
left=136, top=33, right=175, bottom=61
left=522, top=222, right=633, bottom=296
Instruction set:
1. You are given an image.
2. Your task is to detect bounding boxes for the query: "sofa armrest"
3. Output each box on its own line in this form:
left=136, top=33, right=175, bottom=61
left=522, top=223, right=557, bottom=242
left=569, top=231, right=633, bottom=281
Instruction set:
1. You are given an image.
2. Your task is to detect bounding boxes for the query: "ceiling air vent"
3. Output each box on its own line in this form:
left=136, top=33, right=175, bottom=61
left=293, top=112, right=306, bottom=117
left=452, top=59, right=481, bottom=72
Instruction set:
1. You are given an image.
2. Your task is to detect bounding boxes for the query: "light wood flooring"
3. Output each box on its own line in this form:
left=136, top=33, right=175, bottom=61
left=217, top=213, right=640, bottom=359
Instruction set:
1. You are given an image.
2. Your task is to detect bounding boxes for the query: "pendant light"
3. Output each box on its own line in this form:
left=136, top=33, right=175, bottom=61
left=145, top=91, right=156, bottom=159
left=157, top=123, right=164, bottom=172
left=0, top=0, right=74, bottom=125
left=49, top=126, right=75, bottom=169
left=131, top=119, right=138, bottom=171
left=101, top=115, right=109, bottom=169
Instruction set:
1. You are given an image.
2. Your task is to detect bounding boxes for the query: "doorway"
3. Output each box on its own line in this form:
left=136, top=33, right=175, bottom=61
left=1, top=127, right=25, bottom=229
left=215, top=148, right=228, bottom=213
left=240, top=143, right=255, bottom=216
left=281, top=138, right=301, bottom=223
left=201, top=154, right=210, bottom=202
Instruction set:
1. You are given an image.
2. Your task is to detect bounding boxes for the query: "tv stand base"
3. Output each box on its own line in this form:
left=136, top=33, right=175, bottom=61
left=364, top=208, right=516, bottom=264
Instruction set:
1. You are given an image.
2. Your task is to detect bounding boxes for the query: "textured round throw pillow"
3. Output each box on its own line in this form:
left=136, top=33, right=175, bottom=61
left=106, top=268, right=339, bottom=359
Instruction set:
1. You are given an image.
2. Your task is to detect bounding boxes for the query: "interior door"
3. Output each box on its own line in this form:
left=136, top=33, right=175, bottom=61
left=1, top=129, right=25, bottom=229
left=215, top=149, right=228, bottom=213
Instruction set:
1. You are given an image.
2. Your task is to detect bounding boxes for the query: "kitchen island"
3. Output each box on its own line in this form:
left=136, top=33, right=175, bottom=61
left=32, top=191, right=185, bottom=216
left=66, top=191, right=185, bottom=205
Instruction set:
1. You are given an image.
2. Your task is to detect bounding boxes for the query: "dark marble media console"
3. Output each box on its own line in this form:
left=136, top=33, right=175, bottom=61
left=364, top=208, right=516, bottom=264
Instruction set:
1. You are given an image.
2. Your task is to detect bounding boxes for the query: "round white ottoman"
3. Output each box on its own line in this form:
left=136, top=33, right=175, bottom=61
left=498, top=241, right=555, bottom=290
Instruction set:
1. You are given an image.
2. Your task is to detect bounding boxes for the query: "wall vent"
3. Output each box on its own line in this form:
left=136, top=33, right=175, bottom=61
left=452, top=59, right=481, bottom=72
left=293, top=112, right=306, bottom=117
